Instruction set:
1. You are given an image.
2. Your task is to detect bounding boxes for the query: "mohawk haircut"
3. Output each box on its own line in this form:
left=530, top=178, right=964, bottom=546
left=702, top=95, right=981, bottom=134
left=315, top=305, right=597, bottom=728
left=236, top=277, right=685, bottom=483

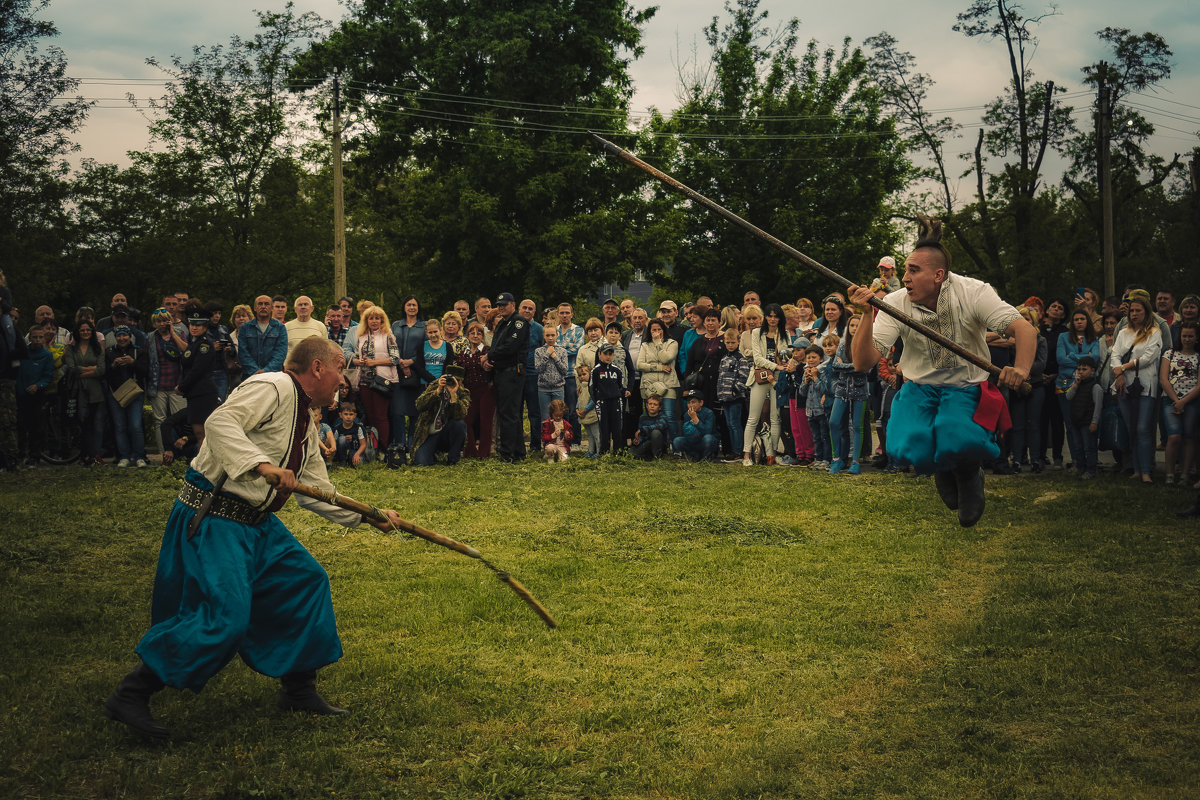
left=913, top=215, right=952, bottom=271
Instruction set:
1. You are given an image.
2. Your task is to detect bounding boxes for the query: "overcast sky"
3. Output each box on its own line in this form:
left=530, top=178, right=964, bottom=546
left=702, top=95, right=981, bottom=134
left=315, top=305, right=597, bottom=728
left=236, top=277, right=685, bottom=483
left=45, top=0, right=1200, bottom=186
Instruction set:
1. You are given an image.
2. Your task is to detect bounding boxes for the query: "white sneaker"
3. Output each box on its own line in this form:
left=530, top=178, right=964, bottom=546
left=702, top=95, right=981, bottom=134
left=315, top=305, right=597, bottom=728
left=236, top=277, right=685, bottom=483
left=135, top=459, right=149, bottom=468
left=560, top=452, right=569, bottom=461
left=116, top=458, right=131, bottom=468
left=742, top=456, right=753, bottom=467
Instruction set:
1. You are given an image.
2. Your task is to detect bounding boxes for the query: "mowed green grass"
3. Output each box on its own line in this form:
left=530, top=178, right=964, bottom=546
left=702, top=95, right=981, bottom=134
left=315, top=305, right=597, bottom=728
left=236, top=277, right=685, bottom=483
left=1, top=459, right=1197, bottom=799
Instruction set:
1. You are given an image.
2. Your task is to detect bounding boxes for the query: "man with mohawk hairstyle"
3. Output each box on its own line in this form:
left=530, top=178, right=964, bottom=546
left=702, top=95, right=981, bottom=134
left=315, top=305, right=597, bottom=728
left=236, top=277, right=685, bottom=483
left=847, top=216, right=1035, bottom=526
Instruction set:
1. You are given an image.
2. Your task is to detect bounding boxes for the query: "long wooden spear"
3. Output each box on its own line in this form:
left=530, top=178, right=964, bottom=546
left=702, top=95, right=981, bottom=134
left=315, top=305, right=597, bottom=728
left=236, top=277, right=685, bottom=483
left=590, top=132, right=1025, bottom=389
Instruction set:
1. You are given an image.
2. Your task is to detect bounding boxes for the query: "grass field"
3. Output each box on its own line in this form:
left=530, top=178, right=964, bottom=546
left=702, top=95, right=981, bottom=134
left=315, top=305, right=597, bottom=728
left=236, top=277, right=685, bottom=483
left=1, top=458, right=1198, bottom=799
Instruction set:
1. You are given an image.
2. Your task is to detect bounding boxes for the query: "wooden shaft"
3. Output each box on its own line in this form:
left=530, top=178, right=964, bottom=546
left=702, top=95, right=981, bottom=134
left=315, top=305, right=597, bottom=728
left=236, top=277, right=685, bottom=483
left=590, top=132, right=1017, bottom=384
left=288, top=479, right=481, bottom=559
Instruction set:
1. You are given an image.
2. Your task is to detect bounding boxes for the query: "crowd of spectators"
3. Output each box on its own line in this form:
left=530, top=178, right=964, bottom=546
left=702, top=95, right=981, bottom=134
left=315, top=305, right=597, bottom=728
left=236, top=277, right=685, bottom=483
left=1, top=266, right=1196, bottom=500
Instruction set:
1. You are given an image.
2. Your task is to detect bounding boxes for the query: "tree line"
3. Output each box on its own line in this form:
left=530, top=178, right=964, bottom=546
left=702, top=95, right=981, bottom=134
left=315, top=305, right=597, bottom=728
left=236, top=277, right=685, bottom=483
left=2, top=0, right=1196, bottom=320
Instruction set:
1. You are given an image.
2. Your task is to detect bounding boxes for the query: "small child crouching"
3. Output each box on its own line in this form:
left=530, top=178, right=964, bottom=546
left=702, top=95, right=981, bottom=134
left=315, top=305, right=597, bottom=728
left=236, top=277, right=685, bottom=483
left=541, top=398, right=574, bottom=462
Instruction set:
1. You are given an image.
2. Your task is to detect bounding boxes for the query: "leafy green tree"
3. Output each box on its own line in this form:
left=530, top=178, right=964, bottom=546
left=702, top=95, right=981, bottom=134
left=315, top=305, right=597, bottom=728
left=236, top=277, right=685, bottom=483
left=659, top=0, right=908, bottom=305
left=293, top=0, right=668, bottom=311
left=950, top=0, right=1076, bottom=294
left=1061, top=27, right=1186, bottom=290
left=0, top=0, right=91, bottom=307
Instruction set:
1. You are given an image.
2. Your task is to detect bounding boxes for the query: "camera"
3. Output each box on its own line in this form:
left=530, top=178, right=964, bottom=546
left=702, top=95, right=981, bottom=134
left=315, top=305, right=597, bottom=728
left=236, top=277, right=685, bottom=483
left=443, top=375, right=457, bottom=389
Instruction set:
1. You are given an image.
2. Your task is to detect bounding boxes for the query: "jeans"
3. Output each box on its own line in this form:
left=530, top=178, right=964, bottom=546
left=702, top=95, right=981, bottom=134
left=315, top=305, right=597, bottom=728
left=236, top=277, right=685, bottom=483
left=1008, top=384, right=1044, bottom=465
left=1073, top=423, right=1099, bottom=474
left=524, top=372, right=542, bottom=450
left=334, top=434, right=360, bottom=465
left=1058, top=393, right=1085, bottom=468
left=672, top=433, right=718, bottom=461
left=538, top=389, right=565, bottom=423
left=723, top=401, right=745, bottom=454
left=106, top=392, right=147, bottom=462
left=809, top=413, right=830, bottom=462
left=1161, top=396, right=1200, bottom=438
left=631, top=428, right=667, bottom=460
left=1117, top=393, right=1156, bottom=475
left=79, top=399, right=107, bottom=460
left=830, top=398, right=865, bottom=464
left=661, top=395, right=680, bottom=438
left=413, top=420, right=467, bottom=466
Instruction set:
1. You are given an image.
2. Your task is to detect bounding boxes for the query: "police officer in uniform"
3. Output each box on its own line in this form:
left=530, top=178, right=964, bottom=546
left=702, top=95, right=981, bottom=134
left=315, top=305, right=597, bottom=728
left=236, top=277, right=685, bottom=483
left=483, top=292, right=529, bottom=462
left=178, top=304, right=221, bottom=448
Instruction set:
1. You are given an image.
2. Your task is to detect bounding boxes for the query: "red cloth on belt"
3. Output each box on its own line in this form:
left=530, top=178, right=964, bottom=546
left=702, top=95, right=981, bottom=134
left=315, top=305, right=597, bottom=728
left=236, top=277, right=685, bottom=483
left=972, top=380, right=1012, bottom=434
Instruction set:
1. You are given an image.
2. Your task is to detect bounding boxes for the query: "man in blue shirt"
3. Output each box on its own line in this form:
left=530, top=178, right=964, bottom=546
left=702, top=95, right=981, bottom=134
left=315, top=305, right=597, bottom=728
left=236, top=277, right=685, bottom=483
left=238, top=295, right=288, bottom=379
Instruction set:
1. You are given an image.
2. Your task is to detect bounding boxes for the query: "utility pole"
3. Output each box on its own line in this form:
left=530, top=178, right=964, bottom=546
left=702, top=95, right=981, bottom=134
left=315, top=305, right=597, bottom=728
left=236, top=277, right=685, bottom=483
left=1096, top=61, right=1115, bottom=300
left=332, top=69, right=347, bottom=302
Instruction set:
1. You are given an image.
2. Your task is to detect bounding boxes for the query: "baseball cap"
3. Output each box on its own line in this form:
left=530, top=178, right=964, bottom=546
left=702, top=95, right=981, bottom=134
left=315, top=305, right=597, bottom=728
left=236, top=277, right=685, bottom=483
left=494, top=292, right=515, bottom=306
left=598, top=342, right=615, bottom=354
left=602, top=297, right=618, bottom=306
left=659, top=300, right=677, bottom=311
left=681, top=388, right=701, bottom=400
left=878, top=256, right=896, bottom=269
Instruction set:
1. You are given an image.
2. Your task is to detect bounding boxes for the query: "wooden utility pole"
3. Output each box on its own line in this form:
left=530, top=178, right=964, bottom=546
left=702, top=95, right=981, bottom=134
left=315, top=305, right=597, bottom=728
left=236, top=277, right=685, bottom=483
left=332, top=70, right=347, bottom=301
left=1097, top=62, right=1115, bottom=300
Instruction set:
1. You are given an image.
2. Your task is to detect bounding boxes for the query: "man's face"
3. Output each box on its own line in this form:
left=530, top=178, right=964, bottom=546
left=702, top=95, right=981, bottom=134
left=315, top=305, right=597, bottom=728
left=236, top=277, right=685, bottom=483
left=339, top=299, right=353, bottom=316
left=1156, top=292, right=1174, bottom=315
left=34, top=306, right=54, bottom=325
left=272, top=301, right=288, bottom=321
left=454, top=301, right=471, bottom=318
left=111, top=294, right=127, bottom=307
left=603, top=302, right=618, bottom=320
left=902, top=249, right=946, bottom=307
left=631, top=310, right=647, bottom=331
left=163, top=297, right=178, bottom=313
left=493, top=300, right=510, bottom=318
left=312, top=351, right=347, bottom=407
left=620, top=299, right=634, bottom=320
left=743, top=292, right=760, bottom=307
left=475, top=298, right=492, bottom=318
left=325, top=308, right=342, bottom=327
left=519, top=300, right=536, bottom=321
left=294, top=297, right=313, bottom=320
left=659, top=305, right=676, bottom=325
left=112, top=312, right=130, bottom=328
left=254, top=296, right=272, bottom=320
left=558, top=305, right=573, bottom=326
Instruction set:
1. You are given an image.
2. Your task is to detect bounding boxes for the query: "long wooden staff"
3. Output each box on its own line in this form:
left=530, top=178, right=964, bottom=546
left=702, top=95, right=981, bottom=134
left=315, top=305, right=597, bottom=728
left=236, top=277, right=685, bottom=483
left=284, top=478, right=557, bottom=629
left=590, top=132, right=1027, bottom=390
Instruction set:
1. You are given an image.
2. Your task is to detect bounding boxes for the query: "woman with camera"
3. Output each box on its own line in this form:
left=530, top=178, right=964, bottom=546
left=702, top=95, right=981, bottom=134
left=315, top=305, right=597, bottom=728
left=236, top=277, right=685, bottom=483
left=1110, top=291, right=1163, bottom=484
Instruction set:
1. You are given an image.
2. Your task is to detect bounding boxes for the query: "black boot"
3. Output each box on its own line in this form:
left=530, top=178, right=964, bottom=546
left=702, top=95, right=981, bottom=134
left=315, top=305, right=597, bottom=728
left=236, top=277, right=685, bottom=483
left=104, top=661, right=169, bottom=738
left=955, top=461, right=986, bottom=527
left=1178, top=493, right=1200, bottom=518
left=933, top=470, right=959, bottom=510
left=278, top=671, right=349, bottom=716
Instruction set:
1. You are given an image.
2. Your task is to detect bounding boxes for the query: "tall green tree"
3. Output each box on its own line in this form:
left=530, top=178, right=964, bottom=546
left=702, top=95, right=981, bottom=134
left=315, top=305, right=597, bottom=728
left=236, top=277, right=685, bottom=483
left=951, top=0, right=1076, bottom=294
left=0, top=0, right=91, bottom=307
left=293, top=0, right=665, bottom=310
left=660, top=0, right=908, bottom=304
left=122, top=3, right=327, bottom=300
left=1061, top=27, right=1186, bottom=290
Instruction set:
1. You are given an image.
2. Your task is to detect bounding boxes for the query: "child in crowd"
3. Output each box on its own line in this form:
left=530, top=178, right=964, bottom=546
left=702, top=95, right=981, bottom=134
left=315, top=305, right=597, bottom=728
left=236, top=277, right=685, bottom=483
left=16, top=325, right=55, bottom=465
left=603, top=322, right=631, bottom=391
left=716, top=328, right=750, bottom=460
left=575, top=363, right=600, bottom=456
left=541, top=398, right=574, bottom=462
left=673, top=388, right=719, bottom=461
left=798, top=345, right=830, bottom=469
left=829, top=318, right=871, bottom=475
left=783, top=346, right=815, bottom=466
left=820, top=333, right=839, bottom=423
left=318, top=419, right=336, bottom=464
left=589, top=342, right=625, bottom=454
left=631, top=393, right=670, bottom=460
left=533, top=326, right=570, bottom=422
left=332, top=401, right=368, bottom=467
left=1065, top=356, right=1103, bottom=479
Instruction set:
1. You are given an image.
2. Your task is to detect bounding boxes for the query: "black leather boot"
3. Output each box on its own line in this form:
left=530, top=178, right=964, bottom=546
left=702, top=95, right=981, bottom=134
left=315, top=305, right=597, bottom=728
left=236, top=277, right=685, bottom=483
left=933, top=470, right=959, bottom=510
left=278, top=670, right=349, bottom=716
left=104, top=661, right=169, bottom=738
left=955, top=461, right=986, bottom=527
left=386, top=444, right=406, bottom=469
